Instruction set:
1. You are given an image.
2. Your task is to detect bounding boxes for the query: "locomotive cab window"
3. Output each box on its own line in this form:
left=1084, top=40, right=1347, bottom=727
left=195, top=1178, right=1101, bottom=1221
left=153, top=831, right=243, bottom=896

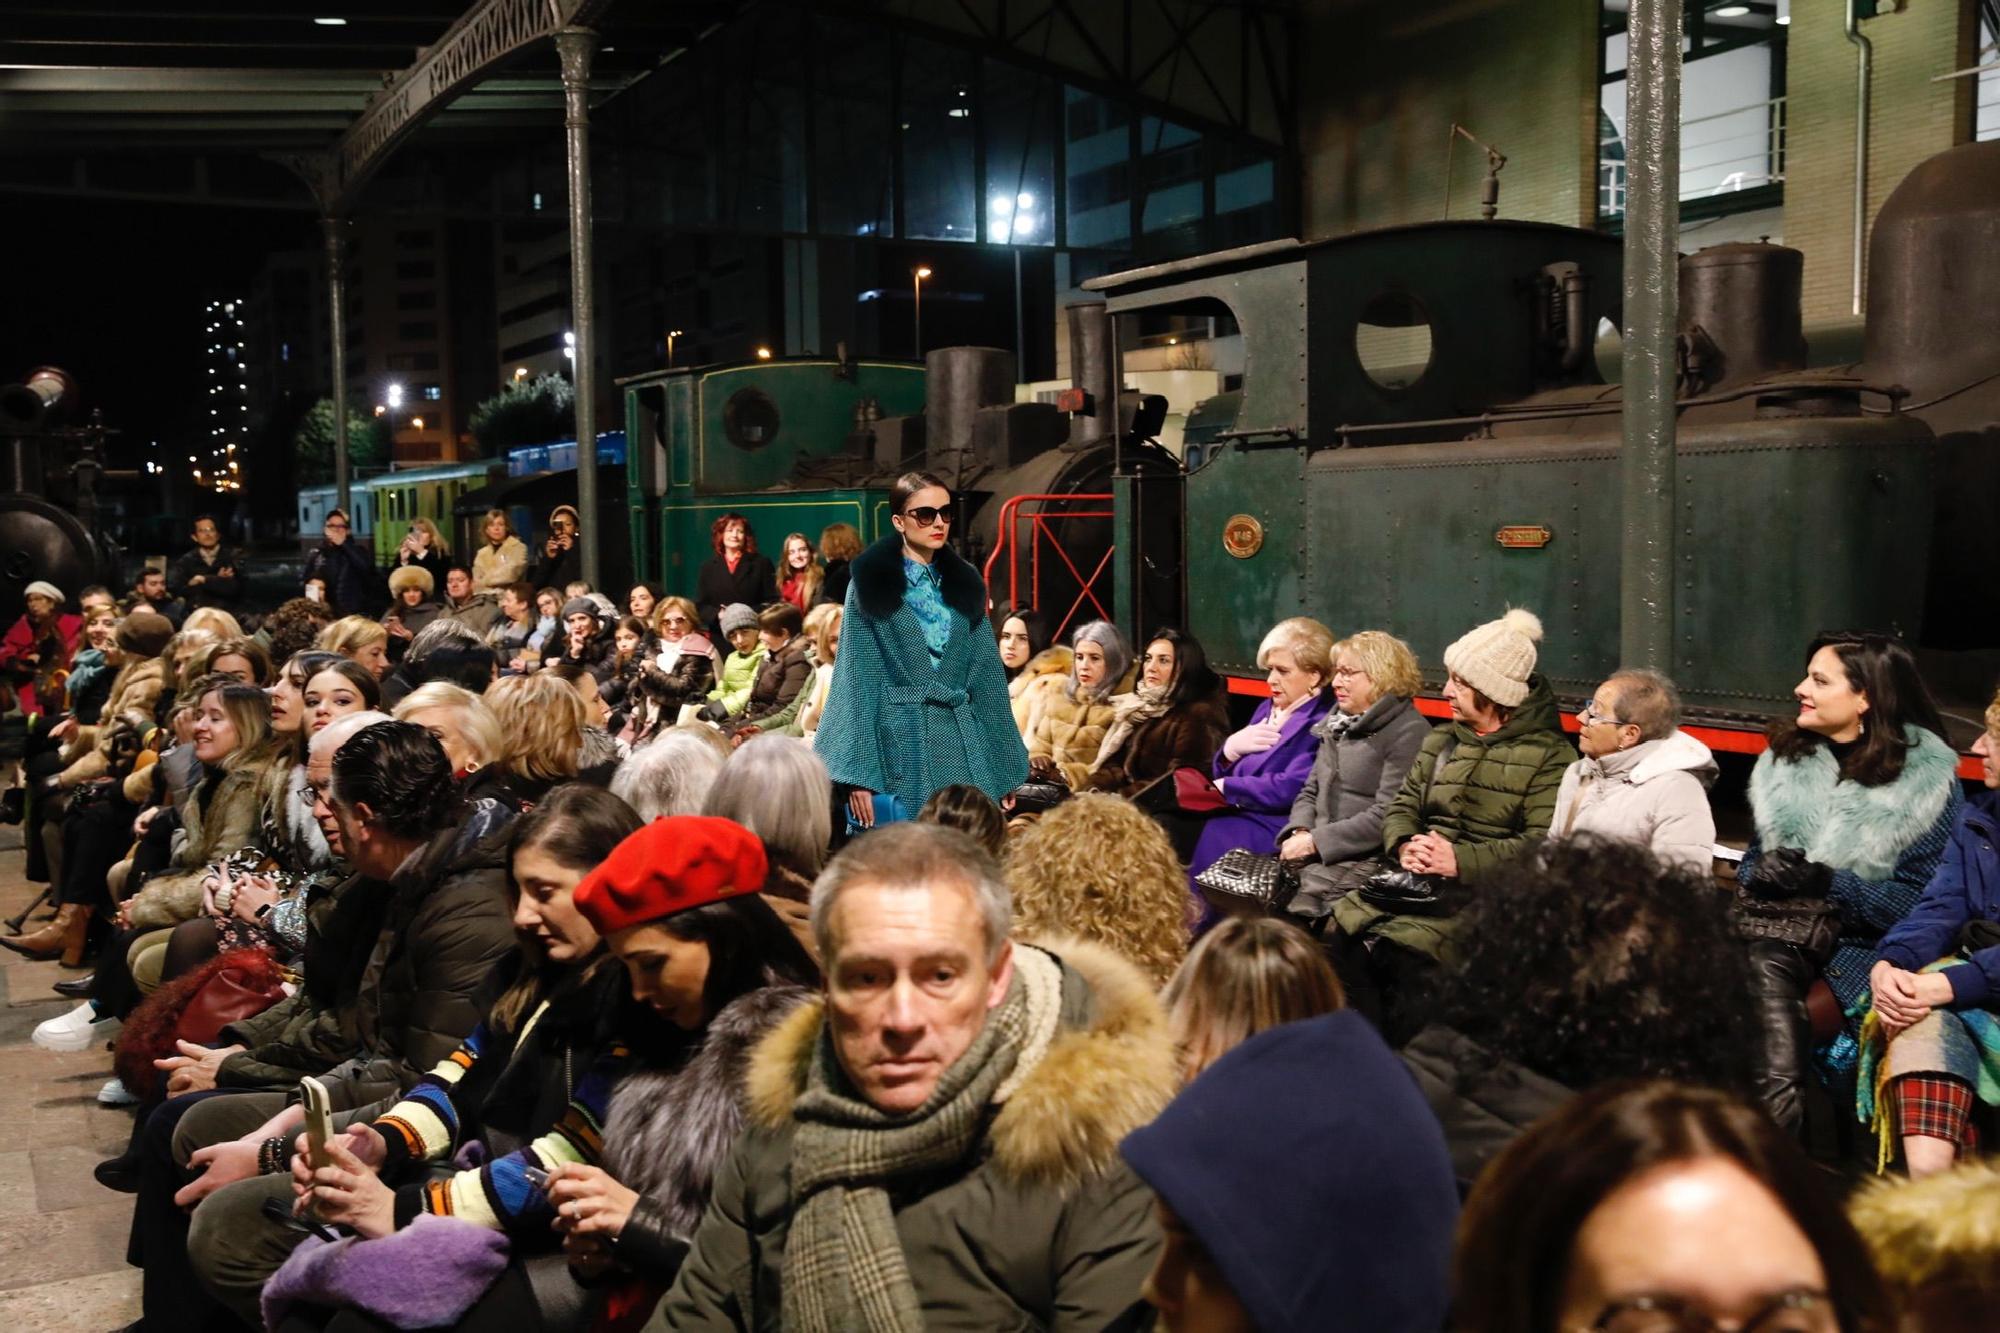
left=1355, top=290, right=1433, bottom=392
left=723, top=387, right=782, bottom=451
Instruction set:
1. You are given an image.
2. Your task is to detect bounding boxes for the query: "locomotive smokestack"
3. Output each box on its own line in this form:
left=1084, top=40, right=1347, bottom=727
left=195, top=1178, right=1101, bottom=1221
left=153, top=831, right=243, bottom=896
left=0, top=367, right=76, bottom=432
left=1065, top=304, right=1117, bottom=449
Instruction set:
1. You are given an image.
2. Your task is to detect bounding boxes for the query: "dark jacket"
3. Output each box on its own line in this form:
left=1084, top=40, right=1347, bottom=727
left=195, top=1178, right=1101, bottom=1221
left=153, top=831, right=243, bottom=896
left=639, top=636, right=720, bottom=715
left=392, top=547, right=449, bottom=589
left=303, top=538, right=377, bottom=616
left=1123, top=1011, right=1460, bottom=1333
left=1398, top=1024, right=1572, bottom=1198
left=811, top=535, right=1029, bottom=812
left=818, top=559, right=850, bottom=609
left=530, top=535, right=583, bottom=591
left=738, top=638, right=812, bottom=729
left=1878, top=789, right=2000, bottom=1009
left=1285, top=695, right=1434, bottom=864
left=324, top=801, right=518, bottom=1115
left=558, top=627, right=620, bottom=684
left=217, top=869, right=396, bottom=1091
left=382, top=598, right=443, bottom=641
left=167, top=544, right=246, bottom=613
left=656, top=940, right=1172, bottom=1332
left=695, top=551, right=777, bottom=638
left=1081, top=688, right=1230, bottom=797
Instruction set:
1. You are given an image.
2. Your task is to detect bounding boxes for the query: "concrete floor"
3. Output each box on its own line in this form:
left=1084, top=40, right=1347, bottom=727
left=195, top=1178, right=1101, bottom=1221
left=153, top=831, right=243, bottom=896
left=0, top=829, right=144, bottom=1330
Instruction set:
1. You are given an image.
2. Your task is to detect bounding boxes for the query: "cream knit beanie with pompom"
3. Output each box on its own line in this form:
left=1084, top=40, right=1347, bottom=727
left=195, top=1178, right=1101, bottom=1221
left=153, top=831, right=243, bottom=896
left=1442, top=608, right=1543, bottom=707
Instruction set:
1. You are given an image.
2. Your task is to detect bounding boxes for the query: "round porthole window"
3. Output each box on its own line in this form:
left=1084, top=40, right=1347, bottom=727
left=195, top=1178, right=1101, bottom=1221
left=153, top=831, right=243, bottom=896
left=723, top=387, right=781, bottom=450
left=1354, top=290, right=1434, bottom=392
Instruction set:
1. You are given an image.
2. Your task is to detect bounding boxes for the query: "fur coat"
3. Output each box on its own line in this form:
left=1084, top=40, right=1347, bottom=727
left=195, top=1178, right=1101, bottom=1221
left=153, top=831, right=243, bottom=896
left=654, top=938, right=1173, bottom=1331
left=58, top=655, right=167, bottom=787
left=1081, top=687, right=1230, bottom=797
left=1008, top=646, right=1072, bottom=736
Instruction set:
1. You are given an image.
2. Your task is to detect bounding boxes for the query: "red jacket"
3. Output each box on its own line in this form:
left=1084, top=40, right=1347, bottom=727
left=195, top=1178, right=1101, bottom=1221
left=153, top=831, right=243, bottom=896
left=0, top=611, right=81, bottom=716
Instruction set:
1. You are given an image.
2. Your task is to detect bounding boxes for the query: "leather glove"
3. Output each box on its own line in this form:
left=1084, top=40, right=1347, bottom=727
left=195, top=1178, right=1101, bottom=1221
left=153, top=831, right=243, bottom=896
left=1744, top=847, right=1833, bottom=902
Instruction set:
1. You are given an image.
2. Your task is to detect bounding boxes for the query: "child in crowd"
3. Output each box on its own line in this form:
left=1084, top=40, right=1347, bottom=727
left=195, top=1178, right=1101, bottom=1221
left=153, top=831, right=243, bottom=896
left=701, top=603, right=765, bottom=722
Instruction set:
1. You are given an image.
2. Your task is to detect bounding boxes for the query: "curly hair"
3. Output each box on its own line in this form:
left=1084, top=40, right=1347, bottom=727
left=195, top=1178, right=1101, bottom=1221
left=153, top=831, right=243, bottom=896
left=1003, top=792, right=1193, bottom=986
left=1432, top=835, right=1760, bottom=1095
left=264, top=597, right=335, bottom=664
left=709, top=511, right=758, bottom=558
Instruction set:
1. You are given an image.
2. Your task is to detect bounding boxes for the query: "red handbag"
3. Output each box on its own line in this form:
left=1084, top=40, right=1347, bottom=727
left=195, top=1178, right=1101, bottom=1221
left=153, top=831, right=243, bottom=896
left=1133, top=765, right=1229, bottom=816
left=113, top=947, right=289, bottom=1098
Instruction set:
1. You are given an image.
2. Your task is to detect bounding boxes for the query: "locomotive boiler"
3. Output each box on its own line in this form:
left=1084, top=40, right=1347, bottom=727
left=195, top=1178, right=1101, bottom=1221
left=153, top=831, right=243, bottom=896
left=0, top=366, right=119, bottom=625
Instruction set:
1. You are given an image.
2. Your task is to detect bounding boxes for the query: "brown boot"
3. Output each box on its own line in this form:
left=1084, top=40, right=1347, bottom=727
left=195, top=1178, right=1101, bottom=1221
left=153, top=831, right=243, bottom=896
left=58, top=906, right=92, bottom=969
left=0, top=903, right=81, bottom=961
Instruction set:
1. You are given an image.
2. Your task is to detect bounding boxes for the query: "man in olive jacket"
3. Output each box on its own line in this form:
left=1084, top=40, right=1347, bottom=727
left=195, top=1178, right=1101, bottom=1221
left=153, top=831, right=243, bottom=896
left=651, top=822, right=1175, bottom=1332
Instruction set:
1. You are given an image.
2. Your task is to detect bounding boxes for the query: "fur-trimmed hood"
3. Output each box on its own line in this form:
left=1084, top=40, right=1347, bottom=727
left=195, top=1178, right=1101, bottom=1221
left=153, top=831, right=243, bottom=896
left=745, top=935, right=1175, bottom=1189
left=1850, top=1158, right=2000, bottom=1290
left=1749, top=726, right=1960, bottom=881
left=849, top=533, right=987, bottom=624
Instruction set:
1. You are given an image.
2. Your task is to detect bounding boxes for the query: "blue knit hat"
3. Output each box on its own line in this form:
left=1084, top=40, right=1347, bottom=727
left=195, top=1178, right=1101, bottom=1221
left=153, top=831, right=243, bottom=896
left=1120, top=1011, right=1460, bottom=1333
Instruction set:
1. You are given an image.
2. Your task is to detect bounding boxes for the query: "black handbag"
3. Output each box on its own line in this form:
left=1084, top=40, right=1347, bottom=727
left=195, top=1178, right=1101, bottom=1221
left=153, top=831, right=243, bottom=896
left=1731, top=848, right=1842, bottom=966
left=1196, top=848, right=1301, bottom=918
left=1007, top=780, right=1072, bottom=818
left=1359, top=734, right=1461, bottom=918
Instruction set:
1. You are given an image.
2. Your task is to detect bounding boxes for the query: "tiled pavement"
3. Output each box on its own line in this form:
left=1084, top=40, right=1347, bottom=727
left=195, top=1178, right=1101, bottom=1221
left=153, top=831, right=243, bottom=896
left=0, top=828, right=142, bottom=1331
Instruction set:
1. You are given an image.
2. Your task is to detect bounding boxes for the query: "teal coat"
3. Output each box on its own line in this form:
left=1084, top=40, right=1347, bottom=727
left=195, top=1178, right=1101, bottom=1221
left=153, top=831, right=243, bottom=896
left=812, top=536, right=1028, bottom=811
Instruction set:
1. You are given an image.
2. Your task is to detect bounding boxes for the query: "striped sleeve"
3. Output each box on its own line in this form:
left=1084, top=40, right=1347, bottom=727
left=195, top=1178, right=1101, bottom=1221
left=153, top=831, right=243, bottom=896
left=372, top=1011, right=516, bottom=1169
left=403, top=1040, right=633, bottom=1234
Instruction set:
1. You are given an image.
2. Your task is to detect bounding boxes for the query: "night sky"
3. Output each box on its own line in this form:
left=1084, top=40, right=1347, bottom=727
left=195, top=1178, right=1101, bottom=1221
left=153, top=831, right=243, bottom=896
left=0, top=196, right=314, bottom=470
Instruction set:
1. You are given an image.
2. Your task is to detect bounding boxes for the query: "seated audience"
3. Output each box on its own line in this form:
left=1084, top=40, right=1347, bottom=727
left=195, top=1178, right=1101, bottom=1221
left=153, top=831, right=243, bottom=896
left=1188, top=616, right=1339, bottom=896
left=303, top=659, right=382, bottom=732
left=1736, top=632, right=1959, bottom=1139
left=181, top=606, right=245, bottom=641
left=733, top=602, right=811, bottom=736
left=1021, top=619, right=1132, bottom=788
left=383, top=566, right=442, bottom=647
left=318, top=614, right=392, bottom=681
left=702, top=603, right=765, bottom=720
left=1330, top=608, right=1570, bottom=1030
left=195, top=633, right=274, bottom=687
left=627, top=582, right=658, bottom=621
left=1160, top=915, right=1345, bottom=1083
left=553, top=596, right=617, bottom=682
left=1121, top=1010, right=1458, bottom=1333
left=0, top=580, right=81, bottom=721
left=393, top=681, right=505, bottom=782
left=527, top=587, right=562, bottom=657
left=1006, top=791, right=1193, bottom=986
left=638, top=596, right=719, bottom=732
left=484, top=672, right=592, bottom=808
left=437, top=564, right=502, bottom=634
left=1551, top=667, right=1717, bottom=873
left=1081, top=627, right=1229, bottom=797
left=793, top=603, right=841, bottom=737
left=487, top=581, right=538, bottom=665
left=600, top=615, right=653, bottom=736
left=997, top=604, right=1065, bottom=735
left=610, top=727, right=727, bottom=820
left=1454, top=1081, right=1893, bottom=1333
left=381, top=617, right=496, bottom=708
left=1277, top=629, right=1433, bottom=922
left=703, top=733, right=833, bottom=959
left=1850, top=1160, right=2000, bottom=1332
left=260, top=596, right=336, bottom=666
left=63, top=603, right=120, bottom=725
left=547, top=661, right=627, bottom=783
left=916, top=783, right=1007, bottom=859
left=1861, top=683, right=2000, bottom=1177
left=655, top=821, right=1175, bottom=1328
left=1396, top=837, right=1760, bottom=1192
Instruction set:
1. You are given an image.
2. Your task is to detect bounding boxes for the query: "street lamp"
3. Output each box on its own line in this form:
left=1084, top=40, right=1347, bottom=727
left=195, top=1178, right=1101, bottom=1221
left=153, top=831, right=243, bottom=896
left=666, top=329, right=684, bottom=367
left=913, top=266, right=932, bottom=358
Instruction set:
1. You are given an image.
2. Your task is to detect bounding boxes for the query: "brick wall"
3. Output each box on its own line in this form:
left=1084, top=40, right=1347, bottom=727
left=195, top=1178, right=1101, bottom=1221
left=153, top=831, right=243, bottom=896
left=1785, top=0, right=1974, bottom=324
left=1297, top=0, right=1600, bottom=237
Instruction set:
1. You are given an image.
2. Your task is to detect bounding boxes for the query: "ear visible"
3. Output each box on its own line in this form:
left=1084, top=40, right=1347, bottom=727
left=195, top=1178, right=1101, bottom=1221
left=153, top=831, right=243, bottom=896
left=985, top=938, right=1015, bottom=1012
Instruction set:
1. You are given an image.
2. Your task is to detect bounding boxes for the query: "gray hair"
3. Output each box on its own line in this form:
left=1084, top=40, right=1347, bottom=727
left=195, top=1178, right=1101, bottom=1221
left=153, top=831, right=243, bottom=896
left=1609, top=668, right=1682, bottom=742
left=809, top=821, right=1012, bottom=967
left=702, top=734, right=833, bottom=876
left=307, top=709, right=393, bottom=764
left=1067, top=619, right=1132, bottom=702
left=612, top=729, right=727, bottom=820
left=406, top=616, right=484, bottom=664
left=393, top=682, right=504, bottom=769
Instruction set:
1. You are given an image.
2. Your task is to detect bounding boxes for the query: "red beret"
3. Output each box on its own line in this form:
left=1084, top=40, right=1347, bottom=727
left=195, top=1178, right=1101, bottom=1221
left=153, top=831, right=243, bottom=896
left=572, top=815, right=769, bottom=936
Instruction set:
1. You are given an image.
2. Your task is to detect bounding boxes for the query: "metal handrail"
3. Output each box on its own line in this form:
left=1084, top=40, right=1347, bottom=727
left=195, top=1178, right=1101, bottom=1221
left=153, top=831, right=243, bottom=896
left=981, top=492, right=1115, bottom=637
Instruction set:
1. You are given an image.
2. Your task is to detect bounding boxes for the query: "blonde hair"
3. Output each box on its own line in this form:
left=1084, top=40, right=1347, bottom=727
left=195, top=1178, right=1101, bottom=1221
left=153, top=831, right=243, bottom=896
left=409, top=516, right=449, bottom=556
left=653, top=595, right=701, bottom=638
left=484, top=673, right=586, bottom=781
left=1004, top=792, right=1192, bottom=986
left=1985, top=682, right=2000, bottom=738
left=1257, top=616, right=1336, bottom=680
left=481, top=509, right=512, bottom=539
left=394, top=681, right=506, bottom=771
left=1334, top=629, right=1422, bottom=701
left=181, top=607, right=244, bottom=639
left=804, top=603, right=842, bottom=663
left=1162, top=917, right=1346, bottom=1084
left=319, top=615, right=389, bottom=658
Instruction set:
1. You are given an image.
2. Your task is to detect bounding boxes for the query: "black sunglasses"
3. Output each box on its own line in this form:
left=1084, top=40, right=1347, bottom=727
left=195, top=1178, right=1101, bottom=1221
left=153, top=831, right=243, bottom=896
left=902, top=504, right=954, bottom=526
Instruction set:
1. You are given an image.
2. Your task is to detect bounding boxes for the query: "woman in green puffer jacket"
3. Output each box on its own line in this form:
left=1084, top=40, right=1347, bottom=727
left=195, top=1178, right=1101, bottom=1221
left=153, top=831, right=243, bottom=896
left=1330, top=609, right=1573, bottom=1041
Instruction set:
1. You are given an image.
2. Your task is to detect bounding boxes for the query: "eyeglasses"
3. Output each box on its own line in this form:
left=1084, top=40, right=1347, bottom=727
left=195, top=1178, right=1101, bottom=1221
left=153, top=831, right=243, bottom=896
left=1579, top=700, right=1626, bottom=727
left=661, top=615, right=689, bottom=626
left=1331, top=665, right=1369, bottom=681
left=1589, top=1289, right=1837, bottom=1333
left=902, top=504, right=954, bottom=526
left=297, top=783, right=326, bottom=806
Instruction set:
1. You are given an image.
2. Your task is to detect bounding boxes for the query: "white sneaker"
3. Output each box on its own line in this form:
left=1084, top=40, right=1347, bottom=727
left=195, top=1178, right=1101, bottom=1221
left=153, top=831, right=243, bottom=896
left=96, top=1077, right=138, bottom=1107
left=31, top=1001, right=118, bottom=1053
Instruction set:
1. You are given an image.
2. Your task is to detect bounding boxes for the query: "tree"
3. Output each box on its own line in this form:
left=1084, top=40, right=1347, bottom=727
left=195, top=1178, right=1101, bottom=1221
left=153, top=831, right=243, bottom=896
left=293, top=398, right=390, bottom=485
left=470, top=374, right=575, bottom=454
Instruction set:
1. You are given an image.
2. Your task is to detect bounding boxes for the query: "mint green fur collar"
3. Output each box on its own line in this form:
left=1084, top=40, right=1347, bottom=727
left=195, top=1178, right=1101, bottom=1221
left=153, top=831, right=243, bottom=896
left=1748, top=728, right=1958, bottom=881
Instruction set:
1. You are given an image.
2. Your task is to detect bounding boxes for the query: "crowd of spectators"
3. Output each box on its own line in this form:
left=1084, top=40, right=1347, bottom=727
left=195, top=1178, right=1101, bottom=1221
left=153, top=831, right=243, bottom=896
left=0, top=487, right=1993, bottom=1332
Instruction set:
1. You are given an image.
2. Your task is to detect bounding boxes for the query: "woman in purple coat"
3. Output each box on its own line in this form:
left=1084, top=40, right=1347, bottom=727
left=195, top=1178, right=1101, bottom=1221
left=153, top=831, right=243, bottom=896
left=1190, top=617, right=1338, bottom=913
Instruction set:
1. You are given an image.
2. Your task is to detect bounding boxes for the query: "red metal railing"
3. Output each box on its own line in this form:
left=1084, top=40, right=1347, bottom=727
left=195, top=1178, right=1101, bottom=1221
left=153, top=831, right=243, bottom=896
left=981, top=492, right=1115, bottom=639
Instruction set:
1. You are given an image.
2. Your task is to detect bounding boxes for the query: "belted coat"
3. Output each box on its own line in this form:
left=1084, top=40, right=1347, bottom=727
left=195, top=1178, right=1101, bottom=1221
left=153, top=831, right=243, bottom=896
left=812, top=535, right=1028, bottom=812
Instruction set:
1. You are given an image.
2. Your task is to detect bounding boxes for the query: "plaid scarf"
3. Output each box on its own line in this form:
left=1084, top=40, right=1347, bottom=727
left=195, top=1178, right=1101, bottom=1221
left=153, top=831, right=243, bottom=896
left=780, top=952, right=1054, bottom=1333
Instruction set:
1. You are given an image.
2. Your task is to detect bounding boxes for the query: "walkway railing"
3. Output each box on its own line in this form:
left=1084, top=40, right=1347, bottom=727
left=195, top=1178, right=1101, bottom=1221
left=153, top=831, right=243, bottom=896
left=981, top=492, right=1115, bottom=639
left=1600, top=94, right=1786, bottom=218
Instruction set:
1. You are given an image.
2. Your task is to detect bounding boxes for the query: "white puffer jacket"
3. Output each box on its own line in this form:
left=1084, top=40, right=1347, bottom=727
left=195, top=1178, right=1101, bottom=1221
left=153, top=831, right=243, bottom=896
left=1550, top=729, right=1719, bottom=874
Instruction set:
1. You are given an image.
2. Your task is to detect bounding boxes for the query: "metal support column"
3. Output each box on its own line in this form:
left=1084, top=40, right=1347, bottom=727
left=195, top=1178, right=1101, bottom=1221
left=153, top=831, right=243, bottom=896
left=556, top=27, right=601, bottom=588
left=322, top=215, right=351, bottom=514
left=1618, top=0, right=1682, bottom=670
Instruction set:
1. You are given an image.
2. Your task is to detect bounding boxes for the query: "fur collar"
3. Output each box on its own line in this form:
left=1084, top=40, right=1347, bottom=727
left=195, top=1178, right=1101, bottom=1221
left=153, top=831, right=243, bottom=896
left=1749, top=727, right=1959, bottom=881
left=746, top=936, right=1175, bottom=1190
left=1849, top=1159, right=2000, bottom=1286
left=850, top=534, right=987, bottom=624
